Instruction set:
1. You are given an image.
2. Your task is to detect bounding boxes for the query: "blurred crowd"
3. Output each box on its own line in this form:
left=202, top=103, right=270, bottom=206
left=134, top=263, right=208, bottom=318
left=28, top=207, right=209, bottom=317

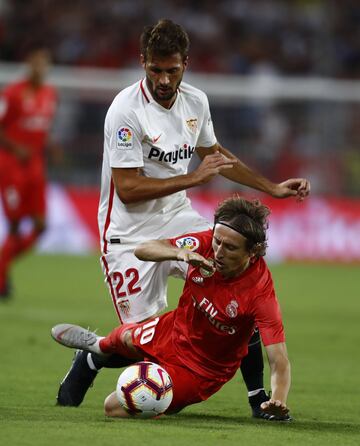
left=1, top=0, right=360, bottom=78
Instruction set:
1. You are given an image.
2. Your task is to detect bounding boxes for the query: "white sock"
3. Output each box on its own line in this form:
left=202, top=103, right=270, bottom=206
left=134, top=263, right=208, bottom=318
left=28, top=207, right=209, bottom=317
left=87, top=353, right=99, bottom=371
left=91, top=337, right=105, bottom=355
left=248, top=388, right=265, bottom=397
left=86, top=337, right=106, bottom=371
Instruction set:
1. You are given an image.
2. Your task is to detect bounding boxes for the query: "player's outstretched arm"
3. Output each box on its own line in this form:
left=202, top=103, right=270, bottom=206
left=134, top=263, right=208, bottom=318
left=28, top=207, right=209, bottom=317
left=196, top=144, right=310, bottom=201
left=134, top=239, right=214, bottom=273
left=262, top=342, right=291, bottom=418
left=112, top=152, right=233, bottom=204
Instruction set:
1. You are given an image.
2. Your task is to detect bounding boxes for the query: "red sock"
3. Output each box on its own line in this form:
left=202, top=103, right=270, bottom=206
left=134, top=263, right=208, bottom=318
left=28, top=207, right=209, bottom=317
left=0, top=231, right=39, bottom=289
left=99, top=323, right=139, bottom=355
left=0, top=234, right=18, bottom=289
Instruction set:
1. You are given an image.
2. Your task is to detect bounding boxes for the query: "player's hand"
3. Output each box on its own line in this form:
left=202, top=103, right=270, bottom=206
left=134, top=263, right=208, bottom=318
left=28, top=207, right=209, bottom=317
left=191, top=152, right=235, bottom=185
left=260, top=399, right=289, bottom=419
left=272, top=178, right=310, bottom=201
left=177, top=251, right=215, bottom=273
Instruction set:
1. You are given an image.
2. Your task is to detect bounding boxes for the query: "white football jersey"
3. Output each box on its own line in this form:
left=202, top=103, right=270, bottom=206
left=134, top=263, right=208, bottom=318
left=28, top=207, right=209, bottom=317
left=98, top=78, right=217, bottom=252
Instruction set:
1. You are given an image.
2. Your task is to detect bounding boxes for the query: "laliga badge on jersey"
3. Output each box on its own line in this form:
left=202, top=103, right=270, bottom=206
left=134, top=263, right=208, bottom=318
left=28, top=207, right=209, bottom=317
left=226, top=300, right=239, bottom=318
left=175, top=236, right=199, bottom=251
left=199, top=258, right=215, bottom=278
left=117, top=127, right=133, bottom=150
left=186, top=118, right=198, bottom=134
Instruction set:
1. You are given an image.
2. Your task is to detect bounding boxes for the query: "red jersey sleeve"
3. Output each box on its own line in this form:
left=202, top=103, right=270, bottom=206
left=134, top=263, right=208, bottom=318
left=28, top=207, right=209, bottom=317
left=252, top=283, right=285, bottom=346
left=169, top=229, right=212, bottom=256
left=0, top=85, right=16, bottom=126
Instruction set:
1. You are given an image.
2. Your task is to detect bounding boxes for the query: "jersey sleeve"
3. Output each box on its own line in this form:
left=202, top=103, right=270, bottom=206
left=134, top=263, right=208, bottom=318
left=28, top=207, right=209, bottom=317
left=105, top=99, right=144, bottom=168
left=253, top=286, right=285, bottom=346
left=196, top=93, right=217, bottom=148
left=0, top=86, right=15, bottom=126
left=169, top=229, right=212, bottom=256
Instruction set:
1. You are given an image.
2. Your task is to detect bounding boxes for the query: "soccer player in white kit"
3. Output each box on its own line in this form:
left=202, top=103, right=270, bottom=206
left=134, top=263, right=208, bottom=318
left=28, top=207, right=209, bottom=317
left=56, top=19, right=310, bottom=416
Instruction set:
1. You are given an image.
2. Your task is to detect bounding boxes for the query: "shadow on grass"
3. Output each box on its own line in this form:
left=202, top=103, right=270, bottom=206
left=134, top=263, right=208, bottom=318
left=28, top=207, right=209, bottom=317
left=159, top=413, right=360, bottom=435
left=4, top=406, right=360, bottom=436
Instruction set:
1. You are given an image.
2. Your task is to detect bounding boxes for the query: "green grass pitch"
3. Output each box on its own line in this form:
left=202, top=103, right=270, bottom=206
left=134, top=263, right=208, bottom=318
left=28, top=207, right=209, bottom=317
left=1, top=254, right=359, bottom=445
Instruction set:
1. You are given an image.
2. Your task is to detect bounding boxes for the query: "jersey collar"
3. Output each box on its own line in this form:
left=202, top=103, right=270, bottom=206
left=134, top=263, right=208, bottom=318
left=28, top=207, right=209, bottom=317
left=140, top=78, right=152, bottom=104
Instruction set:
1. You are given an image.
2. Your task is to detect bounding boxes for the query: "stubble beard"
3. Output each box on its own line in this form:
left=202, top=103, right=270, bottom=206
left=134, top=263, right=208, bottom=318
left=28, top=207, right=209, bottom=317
left=147, top=76, right=182, bottom=103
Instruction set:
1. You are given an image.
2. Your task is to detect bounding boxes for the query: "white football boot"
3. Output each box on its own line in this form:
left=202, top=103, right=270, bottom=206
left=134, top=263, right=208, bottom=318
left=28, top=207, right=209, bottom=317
left=51, top=323, right=102, bottom=353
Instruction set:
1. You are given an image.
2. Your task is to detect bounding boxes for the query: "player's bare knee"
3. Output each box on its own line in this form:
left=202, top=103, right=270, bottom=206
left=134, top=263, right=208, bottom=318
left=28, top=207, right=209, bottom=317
left=122, top=330, right=142, bottom=359
left=104, top=393, right=115, bottom=416
left=122, top=330, right=133, bottom=349
left=104, top=392, right=129, bottom=418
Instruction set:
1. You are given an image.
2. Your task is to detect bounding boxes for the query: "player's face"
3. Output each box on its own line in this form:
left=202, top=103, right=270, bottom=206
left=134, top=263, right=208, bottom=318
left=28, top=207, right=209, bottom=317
left=142, top=52, right=187, bottom=108
left=212, top=224, right=252, bottom=278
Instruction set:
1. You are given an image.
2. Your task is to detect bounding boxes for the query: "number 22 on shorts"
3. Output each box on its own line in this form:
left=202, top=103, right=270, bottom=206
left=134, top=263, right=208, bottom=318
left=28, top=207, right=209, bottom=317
left=112, top=268, right=142, bottom=298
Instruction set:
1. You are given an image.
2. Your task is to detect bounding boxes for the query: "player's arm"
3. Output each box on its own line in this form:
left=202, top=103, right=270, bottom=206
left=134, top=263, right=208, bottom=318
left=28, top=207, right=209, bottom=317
left=196, top=143, right=310, bottom=201
left=0, top=90, right=30, bottom=162
left=0, top=125, right=30, bottom=161
left=112, top=151, right=234, bottom=204
left=134, top=239, right=214, bottom=272
left=262, top=342, right=291, bottom=417
left=45, top=94, right=64, bottom=166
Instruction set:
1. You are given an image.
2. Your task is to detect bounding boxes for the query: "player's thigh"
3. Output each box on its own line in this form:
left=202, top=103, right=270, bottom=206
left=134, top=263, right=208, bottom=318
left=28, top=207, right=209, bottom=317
left=130, top=315, right=225, bottom=413
left=100, top=246, right=171, bottom=323
left=164, top=365, right=223, bottom=414
left=0, top=173, right=26, bottom=221
left=26, top=175, right=46, bottom=218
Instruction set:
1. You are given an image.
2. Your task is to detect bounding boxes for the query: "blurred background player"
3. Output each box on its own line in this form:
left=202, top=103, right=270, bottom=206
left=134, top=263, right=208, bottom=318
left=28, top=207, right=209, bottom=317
left=0, top=48, right=58, bottom=298
left=56, top=19, right=309, bottom=418
left=52, top=196, right=291, bottom=421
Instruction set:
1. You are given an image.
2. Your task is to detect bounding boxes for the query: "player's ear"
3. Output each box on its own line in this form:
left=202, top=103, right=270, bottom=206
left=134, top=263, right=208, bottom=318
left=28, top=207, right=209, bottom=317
left=249, top=245, right=261, bottom=263
left=140, top=53, right=146, bottom=68
left=249, top=254, right=257, bottom=264
left=183, top=56, right=188, bottom=70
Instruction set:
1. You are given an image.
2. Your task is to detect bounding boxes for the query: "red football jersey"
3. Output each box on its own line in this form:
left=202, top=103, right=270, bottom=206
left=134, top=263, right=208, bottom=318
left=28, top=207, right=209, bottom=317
left=169, top=229, right=285, bottom=380
left=0, top=79, right=57, bottom=169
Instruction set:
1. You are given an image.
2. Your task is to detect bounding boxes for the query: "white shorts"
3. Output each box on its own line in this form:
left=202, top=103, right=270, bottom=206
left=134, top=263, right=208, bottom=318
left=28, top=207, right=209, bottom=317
left=100, top=209, right=210, bottom=323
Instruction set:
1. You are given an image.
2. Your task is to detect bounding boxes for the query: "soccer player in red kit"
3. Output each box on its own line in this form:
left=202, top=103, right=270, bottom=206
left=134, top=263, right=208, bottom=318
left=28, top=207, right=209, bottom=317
left=56, top=19, right=309, bottom=418
left=52, top=196, right=291, bottom=420
left=0, top=48, right=58, bottom=298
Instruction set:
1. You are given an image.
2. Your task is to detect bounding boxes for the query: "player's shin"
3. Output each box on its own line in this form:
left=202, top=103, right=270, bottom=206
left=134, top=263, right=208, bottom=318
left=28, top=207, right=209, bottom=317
left=90, top=352, right=136, bottom=370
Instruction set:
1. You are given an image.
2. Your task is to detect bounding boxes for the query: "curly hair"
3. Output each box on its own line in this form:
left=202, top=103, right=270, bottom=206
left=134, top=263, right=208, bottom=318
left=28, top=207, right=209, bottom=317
left=214, top=195, right=270, bottom=257
left=140, top=19, right=190, bottom=61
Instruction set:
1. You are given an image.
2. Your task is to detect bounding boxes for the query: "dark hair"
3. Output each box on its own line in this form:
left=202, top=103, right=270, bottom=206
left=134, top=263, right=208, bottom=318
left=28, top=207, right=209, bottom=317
left=140, top=19, right=189, bottom=61
left=214, top=195, right=270, bottom=257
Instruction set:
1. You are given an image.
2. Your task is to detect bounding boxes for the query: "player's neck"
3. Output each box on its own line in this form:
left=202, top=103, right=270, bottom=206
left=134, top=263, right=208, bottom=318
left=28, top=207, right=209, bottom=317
left=222, top=260, right=251, bottom=280
left=146, top=78, right=177, bottom=110
left=154, top=92, right=177, bottom=110
left=27, top=75, right=44, bottom=90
